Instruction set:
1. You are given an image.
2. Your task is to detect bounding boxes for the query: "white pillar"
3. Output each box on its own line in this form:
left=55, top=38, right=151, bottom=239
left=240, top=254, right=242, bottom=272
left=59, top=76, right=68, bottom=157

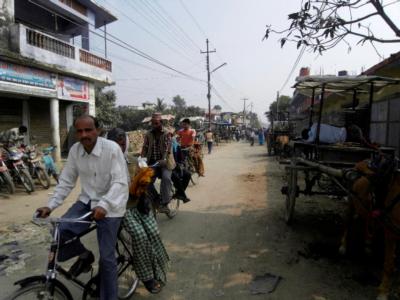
left=50, top=98, right=61, bottom=162
left=22, top=99, right=30, bottom=145
left=66, top=103, right=74, bottom=130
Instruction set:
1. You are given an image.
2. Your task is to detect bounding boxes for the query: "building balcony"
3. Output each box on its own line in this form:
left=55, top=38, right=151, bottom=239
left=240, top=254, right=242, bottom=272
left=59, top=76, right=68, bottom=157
left=9, top=23, right=112, bottom=84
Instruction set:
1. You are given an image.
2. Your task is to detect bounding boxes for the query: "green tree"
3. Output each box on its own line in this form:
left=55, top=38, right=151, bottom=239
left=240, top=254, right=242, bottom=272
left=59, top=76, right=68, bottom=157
left=95, top=88, right=121, bottom=128
left=266, top=95, right=291, bottom=122
left=263, top=0, right=400, bottom=54
left=248, top=112, right=261, bottom=128
left=117, top=106, right=151, bottom=131
left=213, top=104, right=222, bottom=110
left=185, top=105, right=205, bottom=117
left=172, top=95, right=186, bottom=113
left=155, top=98, right=167, bottom=112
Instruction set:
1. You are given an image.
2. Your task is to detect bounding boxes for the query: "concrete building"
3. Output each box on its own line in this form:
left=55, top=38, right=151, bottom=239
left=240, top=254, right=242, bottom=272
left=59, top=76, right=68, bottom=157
left=0, top=0, right=116, bottom=161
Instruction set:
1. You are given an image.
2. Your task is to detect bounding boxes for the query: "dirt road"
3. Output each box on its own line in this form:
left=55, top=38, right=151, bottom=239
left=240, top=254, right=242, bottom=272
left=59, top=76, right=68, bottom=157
left=1, top=142, right=379, bottom=299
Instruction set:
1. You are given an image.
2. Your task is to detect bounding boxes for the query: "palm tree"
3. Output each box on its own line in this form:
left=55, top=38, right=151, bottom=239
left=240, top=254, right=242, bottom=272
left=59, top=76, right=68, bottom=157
left=155, top=98, right=167, bottom=112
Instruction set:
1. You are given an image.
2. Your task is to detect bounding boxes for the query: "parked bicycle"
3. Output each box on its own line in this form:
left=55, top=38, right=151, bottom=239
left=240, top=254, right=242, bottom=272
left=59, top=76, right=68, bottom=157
left=7, top=212, right=139, bottom=300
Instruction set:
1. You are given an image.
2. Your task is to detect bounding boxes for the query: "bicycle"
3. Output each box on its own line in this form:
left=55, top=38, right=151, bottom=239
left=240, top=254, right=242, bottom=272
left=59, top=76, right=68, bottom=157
left=6, top=212, right=139, bottom=300
left=145, top=163, right=180, bottom=220
left=180, top=147, right=200, bottom=186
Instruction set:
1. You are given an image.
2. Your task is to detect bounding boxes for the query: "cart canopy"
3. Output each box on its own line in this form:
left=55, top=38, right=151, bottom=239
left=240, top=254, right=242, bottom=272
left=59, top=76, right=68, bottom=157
left=293, top=75, right=399, bottom=97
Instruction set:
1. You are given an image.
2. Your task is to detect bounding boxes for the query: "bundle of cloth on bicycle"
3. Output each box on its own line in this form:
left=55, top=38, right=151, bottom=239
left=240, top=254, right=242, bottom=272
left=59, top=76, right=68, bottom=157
left=35, top=113, right=205, bottom=299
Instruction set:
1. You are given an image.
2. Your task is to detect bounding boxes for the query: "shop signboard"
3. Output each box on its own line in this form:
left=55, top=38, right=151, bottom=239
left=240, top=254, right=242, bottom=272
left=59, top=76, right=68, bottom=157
left=0, top=60, right=56, bottom=89
left=57, top=76, right=89, bottom=101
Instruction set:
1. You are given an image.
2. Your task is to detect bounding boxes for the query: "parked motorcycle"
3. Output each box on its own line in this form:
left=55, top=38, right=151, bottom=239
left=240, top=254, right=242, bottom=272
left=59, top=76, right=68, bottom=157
left=3, top=145, right=35, bottom=193
left=0, top=148, right=15, bottom=194
left=23, top=145, right=51, bottom=189
left=42, top=146, right=59, bottom=183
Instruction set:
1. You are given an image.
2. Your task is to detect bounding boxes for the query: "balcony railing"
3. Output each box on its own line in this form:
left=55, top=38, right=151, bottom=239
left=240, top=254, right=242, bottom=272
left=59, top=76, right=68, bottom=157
left=26, top=28, right=75, bottom=59
left=79, top=49, right=112, bottom=72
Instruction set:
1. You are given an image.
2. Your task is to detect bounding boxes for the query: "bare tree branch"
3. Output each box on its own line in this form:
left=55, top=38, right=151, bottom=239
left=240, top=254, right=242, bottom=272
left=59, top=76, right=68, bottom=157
left=370, top=0, right=400, bottom=36
left=263, top=0, right=400, bottom=54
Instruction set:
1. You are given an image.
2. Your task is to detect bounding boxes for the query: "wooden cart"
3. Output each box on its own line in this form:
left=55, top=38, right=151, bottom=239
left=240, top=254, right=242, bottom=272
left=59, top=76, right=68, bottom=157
left=281, top=75, right=399, bottom=224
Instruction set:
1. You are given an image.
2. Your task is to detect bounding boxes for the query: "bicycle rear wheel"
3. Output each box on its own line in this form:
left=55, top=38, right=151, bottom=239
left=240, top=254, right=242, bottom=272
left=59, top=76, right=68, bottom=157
left=7, top=283, right=69, bottom=300
left=117, top=227, right=139, bottom=299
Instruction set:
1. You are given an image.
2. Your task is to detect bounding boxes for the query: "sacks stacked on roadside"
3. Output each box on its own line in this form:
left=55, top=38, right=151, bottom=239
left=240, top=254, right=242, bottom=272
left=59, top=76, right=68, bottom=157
left=127, top=130, right=145, bottom=154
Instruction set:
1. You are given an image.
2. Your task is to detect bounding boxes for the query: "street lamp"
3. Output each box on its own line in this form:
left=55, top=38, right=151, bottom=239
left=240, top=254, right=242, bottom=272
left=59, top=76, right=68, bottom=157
left=211, top=62, right=227, bottom=74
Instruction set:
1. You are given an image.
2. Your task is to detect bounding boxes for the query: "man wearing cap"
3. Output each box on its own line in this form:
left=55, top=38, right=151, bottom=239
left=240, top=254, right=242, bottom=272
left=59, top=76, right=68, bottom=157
left=141, top=113, right=175, bottom=211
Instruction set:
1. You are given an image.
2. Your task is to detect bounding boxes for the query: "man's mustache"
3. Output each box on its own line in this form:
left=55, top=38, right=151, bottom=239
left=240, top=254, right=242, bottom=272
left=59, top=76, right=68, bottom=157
left=80, top=138, right=91, bottom=142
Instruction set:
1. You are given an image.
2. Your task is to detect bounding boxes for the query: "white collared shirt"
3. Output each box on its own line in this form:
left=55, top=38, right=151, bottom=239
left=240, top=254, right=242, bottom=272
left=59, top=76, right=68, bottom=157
left=48, top=137, right=129, bottom=217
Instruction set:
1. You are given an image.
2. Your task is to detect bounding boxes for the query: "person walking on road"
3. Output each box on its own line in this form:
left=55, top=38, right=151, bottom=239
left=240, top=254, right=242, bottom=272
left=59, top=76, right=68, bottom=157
left=258, top=128, right=265, bottom=145
left=141, top=113, right=175, bottom=213
left=107, top=127, right=170, bottom=294
left=35, top=115, right=129, bottom=300
left=250, top=130, right=256, bottom=146
left=205, top=130, right=214, bottom=154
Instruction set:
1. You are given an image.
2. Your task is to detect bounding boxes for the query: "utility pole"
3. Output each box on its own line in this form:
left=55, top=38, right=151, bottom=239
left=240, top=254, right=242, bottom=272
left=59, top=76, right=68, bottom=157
left=276, top=91, right=280, bottom=121
left=201, top=39, right=216, bottom=130
left=242, top=98, right=248, bottom=128
left=104, top=22, right=107, bottom=58
left=249, top=102, right=254, bottom=128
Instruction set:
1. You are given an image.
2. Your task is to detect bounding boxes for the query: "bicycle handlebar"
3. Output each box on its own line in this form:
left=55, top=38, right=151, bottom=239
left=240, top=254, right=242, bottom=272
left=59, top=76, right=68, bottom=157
left=32, top=211, right=93, bottom=225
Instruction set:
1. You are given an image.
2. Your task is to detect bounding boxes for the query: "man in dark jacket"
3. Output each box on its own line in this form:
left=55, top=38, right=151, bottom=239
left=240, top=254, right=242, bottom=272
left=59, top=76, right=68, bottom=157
left=141, top=113, right=175, bottom=211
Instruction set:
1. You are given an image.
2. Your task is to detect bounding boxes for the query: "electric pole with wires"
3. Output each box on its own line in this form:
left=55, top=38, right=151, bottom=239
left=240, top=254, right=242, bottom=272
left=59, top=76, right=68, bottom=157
left=201, top=39, right=216, bottom=130
left=242, top=98, right=248, bottom=128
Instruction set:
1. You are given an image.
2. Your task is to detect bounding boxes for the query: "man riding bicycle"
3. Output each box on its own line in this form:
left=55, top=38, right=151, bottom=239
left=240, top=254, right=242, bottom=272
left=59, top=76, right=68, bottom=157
left=177, top=118, right=196, bottom=148
left=177, top=119, right=204, bottom=177
left=36, top=115, right=129, bottom=300
left=141, top=113, right=175, bottom=213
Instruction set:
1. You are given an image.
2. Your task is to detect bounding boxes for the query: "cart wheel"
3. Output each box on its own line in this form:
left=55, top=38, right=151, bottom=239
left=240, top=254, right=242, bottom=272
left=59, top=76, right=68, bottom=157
left=285, top=166, right=298, bottom=225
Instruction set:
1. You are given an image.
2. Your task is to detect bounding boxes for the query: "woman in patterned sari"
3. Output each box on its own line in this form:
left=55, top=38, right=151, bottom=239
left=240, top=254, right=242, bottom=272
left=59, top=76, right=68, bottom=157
left=107, top=128, right=169, bottom=294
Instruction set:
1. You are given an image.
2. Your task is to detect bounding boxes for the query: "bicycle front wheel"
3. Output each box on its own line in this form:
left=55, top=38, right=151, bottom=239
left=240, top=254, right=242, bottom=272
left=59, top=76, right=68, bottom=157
left=35, top=166, right=51, bottom=189
left=166, top=196, right=180, bottom=219
left=19, top=168, right=35, bottom=193
left=7, top=283, right=70, bottom=300
left=117, top=228, right=139, bottom=299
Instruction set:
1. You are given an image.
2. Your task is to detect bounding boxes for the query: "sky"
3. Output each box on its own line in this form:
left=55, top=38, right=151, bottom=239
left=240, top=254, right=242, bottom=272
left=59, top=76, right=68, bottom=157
left=89, top=0, right=400, bottom=123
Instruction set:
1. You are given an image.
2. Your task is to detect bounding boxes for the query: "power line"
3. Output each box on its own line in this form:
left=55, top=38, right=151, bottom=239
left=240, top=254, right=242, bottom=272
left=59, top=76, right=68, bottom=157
left=102, top=0, right=196, bottom=63
left=151, top=0, right=202, bottom=51
left=124, top=0, right=197, bottom=57
left=211, top=86, right=236, bottom=111
left=178, top=0, right=244, bottom=111
left=279, top=45, right=306, bottom=93
left=179, top=0, right=208, bottom=39
left=109, top=50, right=206, bottom=84
left=137, top=0, right=199, bottom=54
left=27, top=0, right=205, bottom=84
